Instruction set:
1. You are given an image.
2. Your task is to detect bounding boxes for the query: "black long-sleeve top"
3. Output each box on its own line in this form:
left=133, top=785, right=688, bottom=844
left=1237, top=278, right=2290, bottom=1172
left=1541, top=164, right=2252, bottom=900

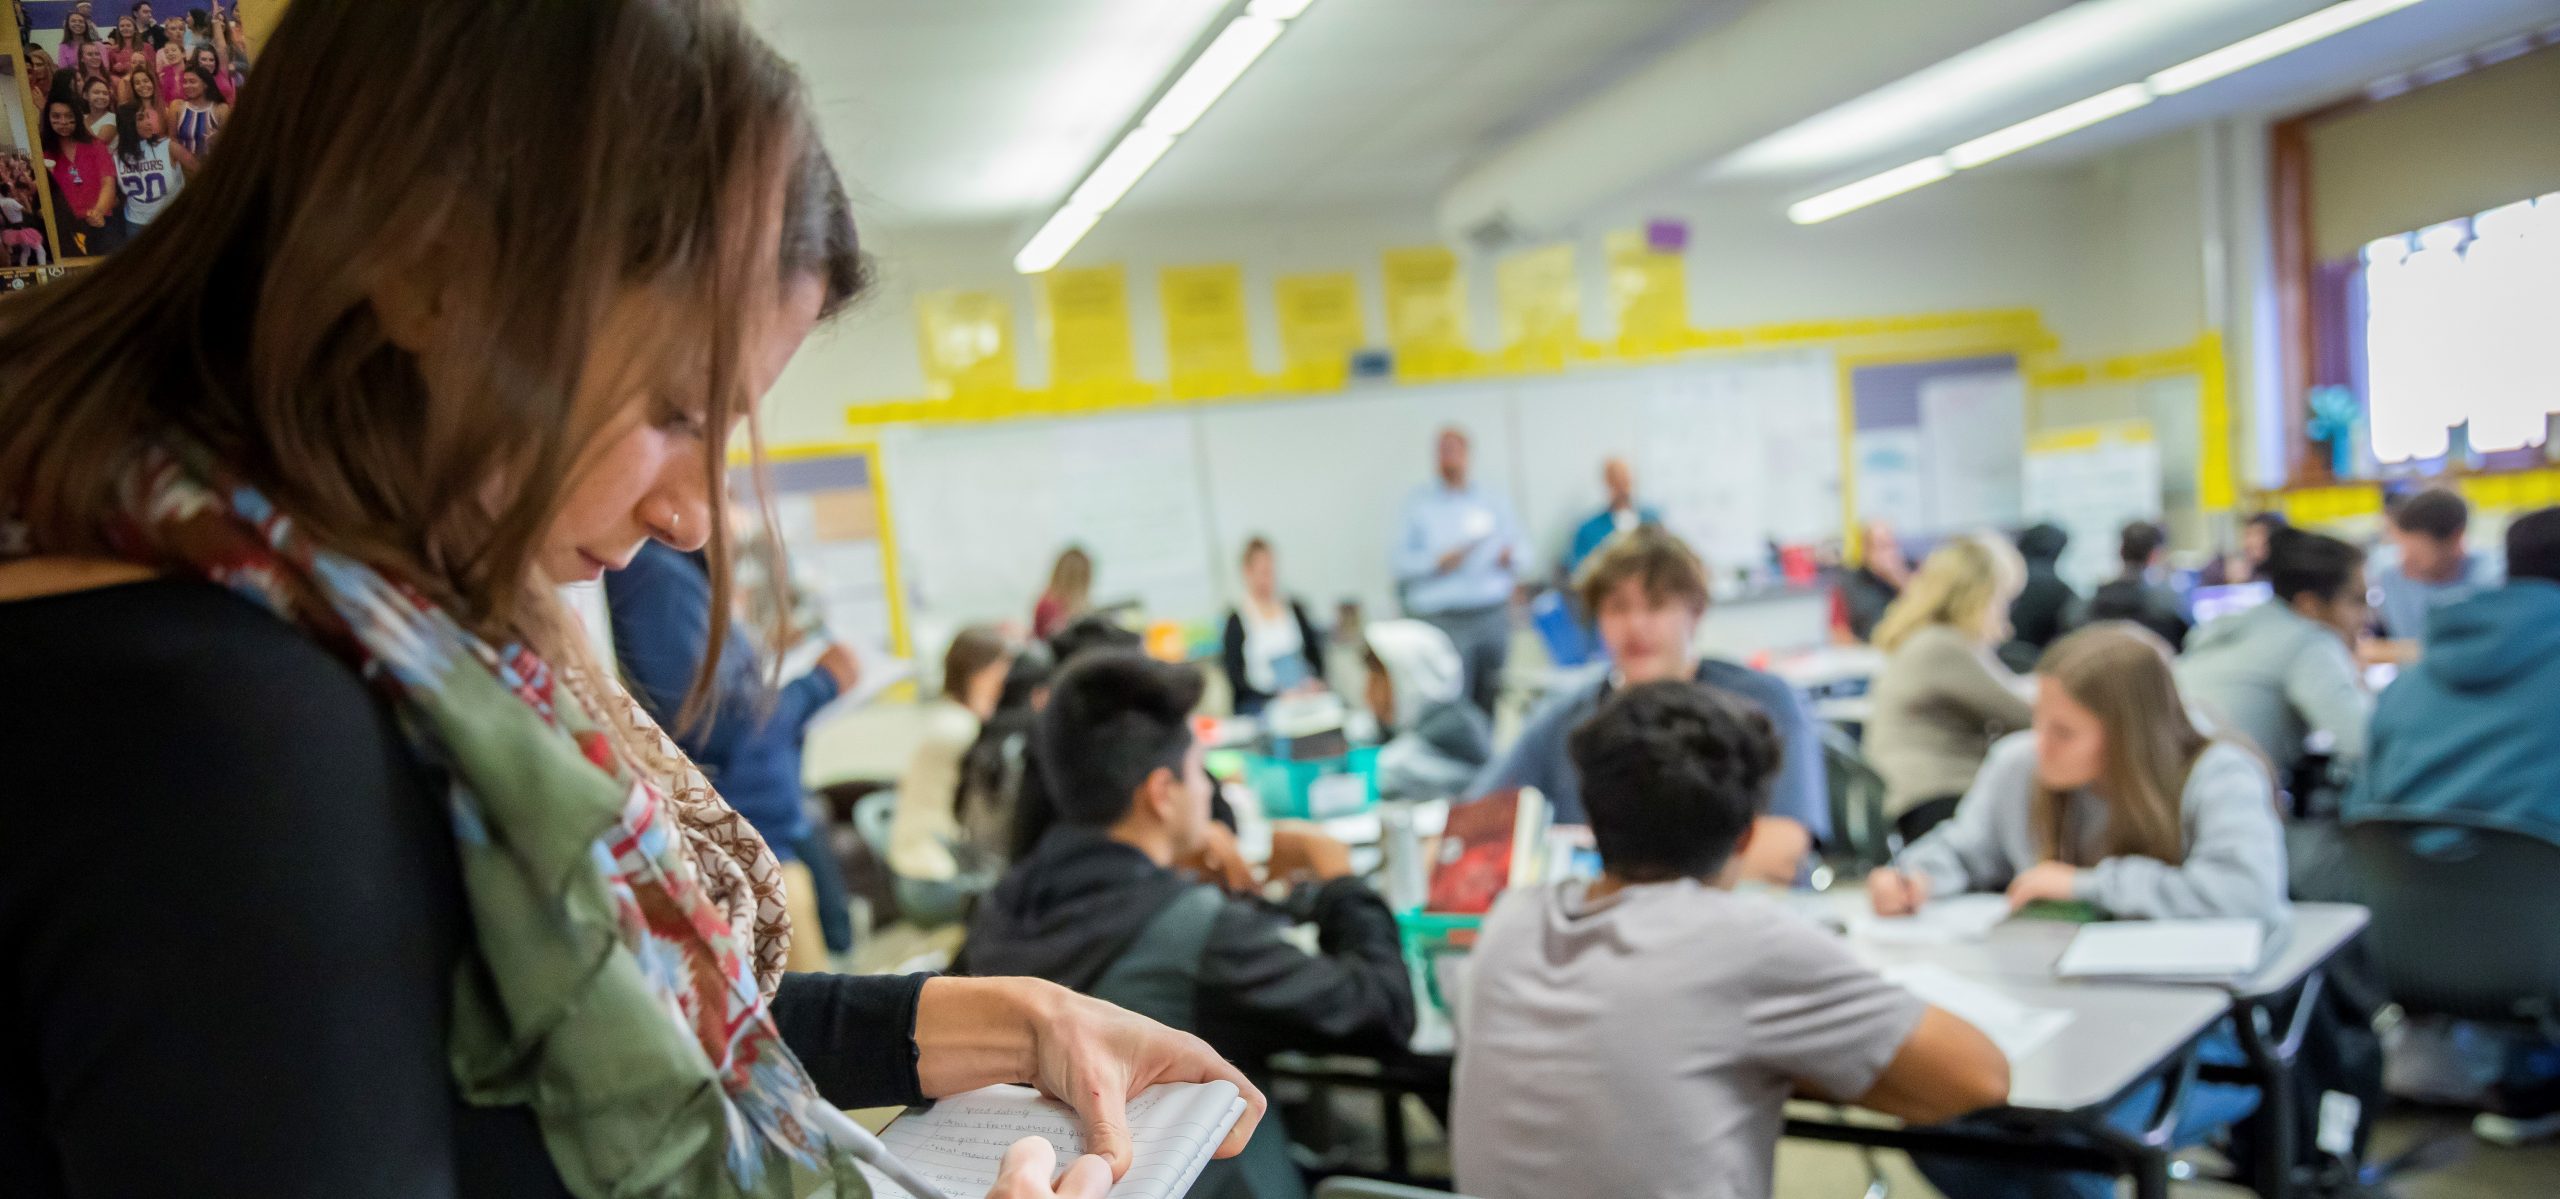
left=0, top=580, right=926, bottom=1198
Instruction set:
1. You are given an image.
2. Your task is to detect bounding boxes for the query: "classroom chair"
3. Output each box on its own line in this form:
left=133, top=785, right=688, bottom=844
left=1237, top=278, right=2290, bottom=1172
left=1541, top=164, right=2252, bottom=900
left=1311, top=1179, right=1480, bottom=1199
left=2346, top=816, right=2560, bottom=1174
left=847, top=790, right=972, bottom=929
left=2344, top=817, right=2560, bottom=1034
left=1819, top=723, right=1892, bottom=870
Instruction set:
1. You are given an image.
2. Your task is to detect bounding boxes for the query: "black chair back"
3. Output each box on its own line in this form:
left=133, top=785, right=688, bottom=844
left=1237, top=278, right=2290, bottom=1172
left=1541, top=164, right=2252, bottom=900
left=2343, top=816, right=2560, bottom=1032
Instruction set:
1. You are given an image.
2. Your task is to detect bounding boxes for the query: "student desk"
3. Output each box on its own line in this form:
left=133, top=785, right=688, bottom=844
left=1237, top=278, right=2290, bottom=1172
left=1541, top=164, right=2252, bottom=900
left=1269, top=914, right=2241, bottom=1198
left=1779, top=981, right=2230, bottom=1199
left=1799, top=890, right=2371, bottom=1199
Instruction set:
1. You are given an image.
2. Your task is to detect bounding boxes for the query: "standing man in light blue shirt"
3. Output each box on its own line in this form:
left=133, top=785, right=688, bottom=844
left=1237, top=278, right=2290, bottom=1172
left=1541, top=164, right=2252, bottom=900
left=2369, top=486, right=2503, bottom=664
left=1395, top=426, right=1521, bottom=717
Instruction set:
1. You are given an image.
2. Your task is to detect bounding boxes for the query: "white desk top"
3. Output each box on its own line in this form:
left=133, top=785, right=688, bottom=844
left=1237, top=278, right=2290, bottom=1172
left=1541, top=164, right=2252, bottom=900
left=1979, top=982, right=2229, bottom=1112
left=1811, top=695, right=1876, bottom=726
left=1796, top=887, right=2369, bottom=1000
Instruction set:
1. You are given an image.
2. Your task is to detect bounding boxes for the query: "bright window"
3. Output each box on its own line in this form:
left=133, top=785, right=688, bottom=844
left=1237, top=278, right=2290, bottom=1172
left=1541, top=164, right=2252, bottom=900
left=2362, top=192, right=2560, bottom=465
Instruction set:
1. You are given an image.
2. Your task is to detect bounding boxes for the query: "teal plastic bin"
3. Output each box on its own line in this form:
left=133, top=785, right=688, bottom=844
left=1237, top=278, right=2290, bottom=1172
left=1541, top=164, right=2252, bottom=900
left=1244, top=746, right=1381, bottom=820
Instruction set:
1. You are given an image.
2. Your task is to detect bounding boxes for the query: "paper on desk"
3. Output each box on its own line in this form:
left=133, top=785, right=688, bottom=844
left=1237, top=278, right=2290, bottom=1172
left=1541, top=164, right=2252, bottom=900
left=1882, top=962, right=2073, bottom=1063
left=2055, top=919, right=2263, bottom=983
left=1850, top=892, right=2011, bottom=944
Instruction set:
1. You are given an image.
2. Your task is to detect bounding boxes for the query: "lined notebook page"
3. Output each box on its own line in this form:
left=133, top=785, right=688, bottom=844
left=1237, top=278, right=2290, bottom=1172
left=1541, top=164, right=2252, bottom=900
left=858, top=1080, right=1245, bottom=1199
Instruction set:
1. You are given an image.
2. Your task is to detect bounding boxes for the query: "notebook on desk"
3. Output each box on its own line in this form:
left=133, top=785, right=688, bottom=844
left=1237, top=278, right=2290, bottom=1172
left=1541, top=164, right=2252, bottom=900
left=2055, top=919, right=2265, bottom=984
left=858, top=1080, right=1247, bottom=1199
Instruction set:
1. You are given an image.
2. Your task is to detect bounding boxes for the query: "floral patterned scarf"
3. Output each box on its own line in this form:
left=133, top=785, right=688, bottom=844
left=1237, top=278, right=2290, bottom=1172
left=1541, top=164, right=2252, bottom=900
left=72, top=445, right=873, bottom=1198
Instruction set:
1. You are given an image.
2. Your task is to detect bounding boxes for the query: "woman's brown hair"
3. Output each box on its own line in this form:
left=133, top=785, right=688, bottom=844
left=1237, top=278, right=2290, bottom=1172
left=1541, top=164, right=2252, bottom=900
left=0, top=0, right=865, bottom=714
left=1046, top=546, right=1094, bottom=609
left=2030, top=623, right=2211, bottom=867
left=941, top=625, right=1012, bottom=705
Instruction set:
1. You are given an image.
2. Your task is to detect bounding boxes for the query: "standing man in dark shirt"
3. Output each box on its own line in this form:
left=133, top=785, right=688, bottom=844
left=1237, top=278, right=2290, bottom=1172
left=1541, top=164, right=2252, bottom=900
left=958, top=651, right=1414, bottom=1199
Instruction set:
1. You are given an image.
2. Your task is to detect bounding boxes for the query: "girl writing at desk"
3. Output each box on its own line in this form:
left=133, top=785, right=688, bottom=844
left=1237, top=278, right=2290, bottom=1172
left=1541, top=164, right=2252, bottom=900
left=1871, top=622, right=2288, bottom=1199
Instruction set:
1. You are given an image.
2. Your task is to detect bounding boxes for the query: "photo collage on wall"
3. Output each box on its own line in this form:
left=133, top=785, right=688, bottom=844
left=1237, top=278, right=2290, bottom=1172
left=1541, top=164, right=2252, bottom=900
left=4, top=0, right=250, bottom=290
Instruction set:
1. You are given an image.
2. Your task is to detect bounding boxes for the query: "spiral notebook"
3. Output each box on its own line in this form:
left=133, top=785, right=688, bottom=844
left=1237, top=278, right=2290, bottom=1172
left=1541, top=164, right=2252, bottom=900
left=856, top=1080, right=1247, bottom=1199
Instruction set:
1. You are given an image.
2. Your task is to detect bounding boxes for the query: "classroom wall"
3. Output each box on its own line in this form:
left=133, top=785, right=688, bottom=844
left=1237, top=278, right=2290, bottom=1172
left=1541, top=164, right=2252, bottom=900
left=767, top=157, right=2160, bottom=448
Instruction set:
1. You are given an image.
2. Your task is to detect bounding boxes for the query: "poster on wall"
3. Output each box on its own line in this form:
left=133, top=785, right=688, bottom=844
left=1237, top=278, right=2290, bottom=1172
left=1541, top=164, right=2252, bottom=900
left=10, top=0, right=246, bottom=268
left=754, top=448, right=915, bottom=703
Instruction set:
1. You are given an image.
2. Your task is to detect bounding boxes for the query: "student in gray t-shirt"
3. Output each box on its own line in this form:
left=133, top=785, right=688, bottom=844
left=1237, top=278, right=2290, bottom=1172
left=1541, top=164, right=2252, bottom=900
left=1451, top=682, right=2008, bottom=1199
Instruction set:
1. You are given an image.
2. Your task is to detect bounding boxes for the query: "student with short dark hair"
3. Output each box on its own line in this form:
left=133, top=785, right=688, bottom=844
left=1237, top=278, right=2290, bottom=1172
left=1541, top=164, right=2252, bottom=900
left=2349, top=507, right=2560, bottom=848
left=957, top=652, right=1414, bottom=1199
left=2083, top=519, right=2191, bottom=650
left=1467, top=525, right=1829, bottom=884
left=2369, top=486, right=2503, bottom=660
left=1452, top=682, right=2007, bottom=1199
left=2177, top=527, right=2373, bottom=781
left=2202, top=510, right=2288, bottom=585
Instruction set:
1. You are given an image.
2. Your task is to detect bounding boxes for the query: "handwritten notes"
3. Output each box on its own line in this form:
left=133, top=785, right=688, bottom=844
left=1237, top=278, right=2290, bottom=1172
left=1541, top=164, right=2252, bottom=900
left=859, top=1081, right=1245, bottom=1199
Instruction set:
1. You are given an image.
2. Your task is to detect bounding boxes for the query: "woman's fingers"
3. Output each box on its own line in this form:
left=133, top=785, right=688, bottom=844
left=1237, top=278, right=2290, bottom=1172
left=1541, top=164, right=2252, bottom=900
left=991, top=1136, right=1056, bottom=1198
left=1053, top=1154, right=1113, bottom=1199
left=989, top=1137, right=1111, bottom=1199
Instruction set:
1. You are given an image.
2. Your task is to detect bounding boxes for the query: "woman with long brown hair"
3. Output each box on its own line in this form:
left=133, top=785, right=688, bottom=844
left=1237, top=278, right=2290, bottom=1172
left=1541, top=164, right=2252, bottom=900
left=0, top=4, right=1256, bottom=1198
left=1871, top=622, right=2284, bottom=923
left=1869, top=622, right=2285, bottom=1199
left=1032, top=543, right=1094, bottom=639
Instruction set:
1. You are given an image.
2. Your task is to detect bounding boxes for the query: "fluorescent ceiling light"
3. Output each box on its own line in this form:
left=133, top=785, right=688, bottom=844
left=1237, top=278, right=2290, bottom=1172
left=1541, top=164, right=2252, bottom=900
left=1788, top=157, right=1954, bottom=225
left=1014, top=205, right=1102, bottom=274
left=1946, top=83, right=2153, bottom=168
left=1143, top=15, right=1284, bottom=134
left=2150, top=0, right=2429, bottom=94
left=1713, top=0, right=2233, bottom=181
left=1069, top=127, right=1177, bottom=213
left=1014, top=7, right=1307, bottom=273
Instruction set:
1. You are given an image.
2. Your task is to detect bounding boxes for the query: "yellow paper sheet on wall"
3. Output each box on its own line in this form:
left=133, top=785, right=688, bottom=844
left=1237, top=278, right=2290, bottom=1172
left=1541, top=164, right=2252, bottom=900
left=1606, top=229, right=1688, bottom=354
left=914, top=289, right=1018, bottom=401
left=1382, top=246, right=1470, bottom=378
left=1497, top=243, right=1579, bottom=370
left=1160, top=264, right=1256, bottom=397
left=1041, top=266, right=1137, bottom=391
left=1274, top=272, right=1363, bottom=390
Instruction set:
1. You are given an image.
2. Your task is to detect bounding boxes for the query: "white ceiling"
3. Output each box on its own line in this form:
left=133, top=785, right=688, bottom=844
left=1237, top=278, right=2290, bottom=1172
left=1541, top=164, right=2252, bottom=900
left=758, top=0, right=1231, bottom=224
left=763, top=0, right=2560, bottom=234
left=1122, top=0, right=1713, bottom=213
left=759, top=0, right=1709, bottom=226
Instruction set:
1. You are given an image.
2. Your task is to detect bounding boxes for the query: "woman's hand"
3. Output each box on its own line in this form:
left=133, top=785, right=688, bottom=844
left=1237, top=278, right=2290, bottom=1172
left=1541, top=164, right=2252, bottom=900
left=2004, top=861, right=2081, bottom=910
left=914, top=977, right=1266, bottom=1179
left=989, top=1135, right=1111, bottom=1199
left=1868, top=867, right=1929, bottom=916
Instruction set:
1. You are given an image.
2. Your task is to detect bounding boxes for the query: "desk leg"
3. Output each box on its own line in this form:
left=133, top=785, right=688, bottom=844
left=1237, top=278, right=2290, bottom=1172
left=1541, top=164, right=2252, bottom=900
left=2131, top=1145, right=2173, bottom=1199
left=1381, top=1088, right=1410, bottom=1178
left=2243, top=1014, right=2297, bottom=1199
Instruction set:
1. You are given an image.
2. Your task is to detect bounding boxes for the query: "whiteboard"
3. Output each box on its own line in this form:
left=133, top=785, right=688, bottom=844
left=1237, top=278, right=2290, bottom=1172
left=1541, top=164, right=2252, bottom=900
left=882, top=352, right=1843, bottom=631
left=1195, top=381, right=1522, bottom=621
left=2022, top=425, right=2164, bottom=591
left=888, top=411, right=1220, bottom=627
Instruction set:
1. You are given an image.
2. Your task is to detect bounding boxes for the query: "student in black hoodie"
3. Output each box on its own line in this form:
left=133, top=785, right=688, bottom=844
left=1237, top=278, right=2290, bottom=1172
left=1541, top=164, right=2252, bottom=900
left=2002, top=523, right=2076, bottom=672
left=955, top=651, right=1415, bottom=1199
